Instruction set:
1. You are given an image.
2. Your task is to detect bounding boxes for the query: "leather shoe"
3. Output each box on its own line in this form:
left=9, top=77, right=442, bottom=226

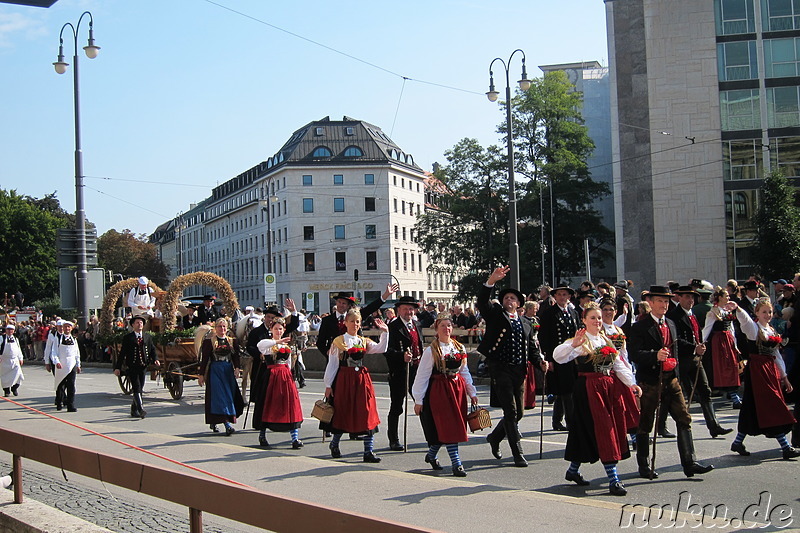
left=210, top=424, right=219, bottom=433
left=259, top=436, right=270, bottom=448
left=782, top=447, right=800, bottom=460
left=731, top=442, right=749, bottom=456
left=363, top=452, right=381, bottom=463
left=513, top=455, right=529, bottom=467
left=292, top=440, right=304, bottom=449
left=330, top=446, right=341, bottom=459
left=486, top=435, right=502, bottom=460
left=552, top=422, right=568, bottom=432
left=66, top=406, right=77, bottom=413
left=658, top=428, right=676, bottom=438
left=609, top=481, right=627, bottom=496
left=709, top=426, right=733, bottom=438
left=684, top=462, right=714, bottom=477
left=425, top=455, right=443, bottom=470
left=452, top=465, right=467, bottom=477
left=225, top=425, right=236, bottom=436
left=565, top=471, right=590, bottom=486
left=139, top=410, right=147, bottom=419
left=389, top=441, right=404, bottom=451
left=638, top=467, right=659, bottom=479
left=732, top=400, right=742, bottom=409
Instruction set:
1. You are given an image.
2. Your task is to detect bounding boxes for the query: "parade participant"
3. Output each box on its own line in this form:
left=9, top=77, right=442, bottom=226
left=384, top=295, right=425, bottom=451
left=256, top=318, right=304, bottom=449
left=246, top=300, right=299, bottom=433
left=194, top=295, right=222, bottom=326
left=44, top=320, right=64, bottom=375
left=521, top=301, right=542, bottom=410
left=729, top=299, right=800, bottom=459
left=323, top=310, right=389, bottom=462
left=412, top=314, right=478, bottom=476
left=667, top=287, right=731, bottom=438
left=599, top=298, right=639, bottom=434
left=1, top=324, right=24, bottom=397
left=479, top=266, right=545, bottom=467
left=554, top=303, right=641, bottom=496
left=613, top=281, right=634, bottom=334
left=702, top=288, right=743, bottom=408
left=127, top=277, right=156, bottom=323
left=114, top=316, right=160, bottom=418
left=316, top=284, right=397, bottom=359
left=629, top=286, right=714, bottom=479
left=739, top=281, right=760, bottom=318
left=50, top=320, right=81, bottom=412
left=197, top=318, right=245, bottom=435
left=539, top=284, right=580, bottom=432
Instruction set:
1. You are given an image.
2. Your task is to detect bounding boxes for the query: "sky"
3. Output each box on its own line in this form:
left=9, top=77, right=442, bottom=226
left=0, top=0, right=609, bottom=238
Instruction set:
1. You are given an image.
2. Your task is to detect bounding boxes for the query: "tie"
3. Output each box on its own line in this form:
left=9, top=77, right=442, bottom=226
left=408, top=324, right=421, bottom=359
left=688, top=314, right=701, bottom=343
left=658, top=319, right=670, bottom=351
left=337, top=315, right=347, bottom=334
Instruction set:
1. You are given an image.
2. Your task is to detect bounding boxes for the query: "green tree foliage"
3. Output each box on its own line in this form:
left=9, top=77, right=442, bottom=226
left=97, top=229, right=170, bottom=287
left=0, top=190, right=71, bottom=302
left=753, top=170, right=800, bottom=281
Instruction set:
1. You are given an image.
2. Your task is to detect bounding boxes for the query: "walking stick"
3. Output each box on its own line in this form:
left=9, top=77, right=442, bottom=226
left=539, top=363, right=546, bottom=460
left=404, top=356, right=410, bottom=453
left=650, top=369, right=665, bottom=480
left=687, top=356, right=703, bottom=407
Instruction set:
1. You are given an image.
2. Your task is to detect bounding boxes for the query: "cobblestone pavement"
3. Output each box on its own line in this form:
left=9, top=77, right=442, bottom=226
left=0, top=460, right=245, bottom=533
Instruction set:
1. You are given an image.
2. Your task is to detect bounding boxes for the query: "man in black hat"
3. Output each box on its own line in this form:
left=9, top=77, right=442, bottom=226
left=315, top=283, right=399, bottom=359
left=613, top=281, right=633, bottom=334
left=114, top=315, right=160, bottom=418
left=194, top=295, right=222, bottom=326
left=538, top=284, right=580, bottom=432
left=666, top=286, right=731, bottom=438
left=479, top=266, right=544, bottom=467
left=417, top=302, right=437, bottom=329
left=384, top=295, right=425, bottom=451
left=629, top=285, right=714, bottom=479
left=739, top=281, right=760, bottom=319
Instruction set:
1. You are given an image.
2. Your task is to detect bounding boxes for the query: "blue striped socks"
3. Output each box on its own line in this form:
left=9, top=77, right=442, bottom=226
left=363, top=434, right=375, bottom=453
left=446, top=444, right=461, bottom=467
left=603, top=462, right=619, bottom=483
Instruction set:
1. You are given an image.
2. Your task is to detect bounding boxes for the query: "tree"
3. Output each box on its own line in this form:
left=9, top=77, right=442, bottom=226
left=0, top=189, right=71, bottom=303
left=97, top=229, right=170, bottom=287
left=753, top=170, right=800, bottom=281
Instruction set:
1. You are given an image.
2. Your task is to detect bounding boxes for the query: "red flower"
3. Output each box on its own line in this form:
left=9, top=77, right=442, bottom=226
left=272, top=345, right=291, bottom=356
left=346, top=346, right=366, bottom=357
left=662, top=358, right=677, bottom=372
left=598, top=345, right=618, bottom=356
left=607, top=333, right=626, bottom=341
left=767, top=335, right=782, bottom=344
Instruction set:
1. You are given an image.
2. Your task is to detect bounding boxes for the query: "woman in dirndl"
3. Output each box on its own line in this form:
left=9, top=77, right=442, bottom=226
left=198, top=318, right=245, bottom=435
left=412, top=314, right=478, bottom=476
left=256, top=317, right=304, bottom=449
left=323, top=309, right=388, bottom=462
left=702, top=287, right=743, bottom=407
left=599, top=298, right=640, bottom=436
left=729, top=299, right=799, bottom=459
left=554, top=302, right=641, bottom=496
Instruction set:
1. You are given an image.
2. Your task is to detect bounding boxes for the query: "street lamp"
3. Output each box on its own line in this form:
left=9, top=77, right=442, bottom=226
left=487, top=49, right=530, bottom=291
left=53, top=11, right=100, bottom=329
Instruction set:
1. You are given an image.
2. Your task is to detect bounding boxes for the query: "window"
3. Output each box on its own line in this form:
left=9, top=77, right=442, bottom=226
left=343, top=146, right=363, bottom=157
left=334, top=198, right=345, bottom=212
left=312, top=146, right=332, bottom=157
left=401, top=200, right=406, bottom=214
left=765, top=38, right=800, bottom=77
left=334, top=174, right=344, bottom=185
left=334, top=225, right=345, bottom=239
left=345, top=127, right=355, bottom=136
left=393, top=198, right=398, bottom=212
left=366, top=251, right=377, bottom=270
left=402, top=227, right=407, bottom=241
left=302, top=175, right=313, bottom=186
left=365, top=197, right=376, bottom=211
left=304, top=226, right=314, bottom=240
left=403, top=252, right=408, bottom=271
left=393, top=176, right=397, bottom=186
left=717, top=41, right=758, bottom=81
left=395, top=250, right=400, bottom=270
left=720, top=89, right=761, bottom=130
left=771, top=136, right=800, bottom=177
left=365, top=173, right=374, bottom=184
left=723, top=140, right=762, bottom=180
left=335, top=252, right=346, bottom=271
left=394, top=225, right=399, bottom=239
left=315, top=127, right=325, bottom=136
left=303, top=198, right=314, bottom=213
left=418, top=254, right=423, bottom=271
left=763, top=0, right=800, bottom=31
left=768, top=86, right=800, bottom=127
left=304, top=253, right=315, bottom=272
left=366, top=224, right=376, bottom=239
left=715, top=0, right=755, bottom=35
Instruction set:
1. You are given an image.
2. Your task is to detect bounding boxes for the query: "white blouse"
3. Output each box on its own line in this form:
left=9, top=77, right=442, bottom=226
left=552, top=331, right=635, bottom=387
left=324, top=332, right=388, bottom=387
left=735, top=309, right=787, bottom=378
left=411, top=341, right=477, bottom=405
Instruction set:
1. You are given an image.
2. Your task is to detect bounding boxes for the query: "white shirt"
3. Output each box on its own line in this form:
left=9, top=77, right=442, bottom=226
left=735, top=309, right=787, bottom=378
left=323, top=332, right=388, bottom=387
left=127, top=286, right=155, bottom=317
left=411, top=341, right=476, bottom=405
left=552, top=331, right=635, bottom=387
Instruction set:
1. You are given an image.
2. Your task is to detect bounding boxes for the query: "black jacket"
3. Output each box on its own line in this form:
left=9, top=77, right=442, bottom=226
left=476, top=284, right=540, bottom=364
left=115, top=331, right=158, bottom=372
left=665, top=306, right=701, bottom=360
left=628, top=314, right=680, bottom=386
left=385, top=318, right=425, bottom=370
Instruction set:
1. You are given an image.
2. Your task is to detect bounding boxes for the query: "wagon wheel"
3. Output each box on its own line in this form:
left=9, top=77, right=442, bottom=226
left=117, top=374, right=132, bottom=395
left=165, top=361, right=184, bottom=400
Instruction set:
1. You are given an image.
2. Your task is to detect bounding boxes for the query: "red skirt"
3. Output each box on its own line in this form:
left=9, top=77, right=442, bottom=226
left=711, top=331, right=740, bottom=388
left=748, top=354, right=795, bottom=429
left=524, top=361, right=537, bottom=409
left=427, top=373, right=468, bottom=444
left=585, top=373, right=629, bottom=463
left=331, top=366, right=380, bottom=434
left=613, top=374, right=639, bottom=432
left=261, top=364, right=303, bottom=425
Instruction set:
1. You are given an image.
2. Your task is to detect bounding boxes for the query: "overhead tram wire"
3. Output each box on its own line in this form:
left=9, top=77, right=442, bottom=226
left=201, top=0, right=482, bottom=96
left=84, top=176, right=210, bottom=188
left=85, top=185, right=172, bottom=219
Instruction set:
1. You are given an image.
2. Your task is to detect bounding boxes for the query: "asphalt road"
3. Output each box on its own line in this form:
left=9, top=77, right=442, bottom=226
left=1, top=363, right=799, bottom=532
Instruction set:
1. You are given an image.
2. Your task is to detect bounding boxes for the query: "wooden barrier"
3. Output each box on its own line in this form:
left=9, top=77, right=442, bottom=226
left=0, top=427, right=438, bottom=533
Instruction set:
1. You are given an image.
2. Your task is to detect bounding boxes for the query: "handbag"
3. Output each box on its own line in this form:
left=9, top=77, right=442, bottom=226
left=467, top=404, right=492, bottom=432
left=311, top=397, right=334, bottom=424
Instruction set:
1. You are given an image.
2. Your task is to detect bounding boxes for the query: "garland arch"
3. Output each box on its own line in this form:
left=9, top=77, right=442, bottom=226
left=99, top=278, right=163, bottom=336
left=163, top=271, right=239, bottom=331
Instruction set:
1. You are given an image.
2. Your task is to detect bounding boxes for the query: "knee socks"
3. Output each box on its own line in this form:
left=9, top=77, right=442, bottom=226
left=603, top=462, right=620, bottom=483
left=290, top=428, right=299, bottom=442
left=733, top=432, right=746, bottom=446
left=363, top=434, right=375, bottom=453
left=567, top=461, right=581, bottom=475
left=446, top=444, right=461, bottom=467
left=427, top=444, right=441, bottom=460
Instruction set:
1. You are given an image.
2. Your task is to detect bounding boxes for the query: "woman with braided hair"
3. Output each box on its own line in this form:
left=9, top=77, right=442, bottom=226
left=412, top=314, right=478, bottom=477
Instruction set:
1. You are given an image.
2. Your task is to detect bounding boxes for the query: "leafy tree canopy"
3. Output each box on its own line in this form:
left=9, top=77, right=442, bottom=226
left=97, top=229, right=170, bottom=287
left=753, top=170, right=800, bottom=281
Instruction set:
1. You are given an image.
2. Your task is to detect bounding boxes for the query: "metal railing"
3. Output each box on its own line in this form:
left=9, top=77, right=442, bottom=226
left=0, top=427, right=437, bottom=533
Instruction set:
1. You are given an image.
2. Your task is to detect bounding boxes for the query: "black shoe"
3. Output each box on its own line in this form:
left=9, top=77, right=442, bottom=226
left=609, top=481, right=627, bottom=496
left=638, top=467, right=658, bottom=479
left=552, top=422, right=568, bottom=432
left=425, top=455, right=443, bottom=470
left=658, top=428, right=676, bottom=438
left=67, top=406, right=77, bottom=412
left=547, top=394, right=555, bottom=404
left=210, top=424, right=220, bottom=433
left=139, top=410, right=147, bottom=419
left=10, top=385, right=18, bottom=397
left=732, top=401, right=742, bottom=410
left=330, top=446, right=341, bottom=459
left=683, top=462, right=714, bottom=477
left=130, top=410, right=139, bottom=418
left=3, top=391, right=8, bottom=397
left=486, top=435, right=502, bottom=460
left=363, top=452, right=381, bottom=463
left=259, top=435, right=270, bottom=448
left=565, top=471, right=590, bottom=486
left=709, top=426, right=733, bottom=438
left=782, top=447, right=800, bottom=460
left=292, top=440, right=304, bottom=449
left=298, top=382, right=306, bottom=389
left=56, top=404, right=62, bottom=411
left=325, top=431, right=332, bottom=438
left=389, top=441, right=404, bottom=452
left=731, top=442, right=750, bottom=456
left=452, top=465, right=467, bottom=477
left=513, top=454, right=529, bottom=467
left=225, top=425, right=235, bottom=436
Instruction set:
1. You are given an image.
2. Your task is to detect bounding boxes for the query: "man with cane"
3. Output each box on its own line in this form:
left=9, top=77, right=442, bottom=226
left=667, top=286, right=731, bottom=437
left=629, top=286, right=714, bottom=479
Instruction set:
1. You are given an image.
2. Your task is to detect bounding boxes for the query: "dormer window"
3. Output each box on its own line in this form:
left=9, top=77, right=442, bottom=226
left=343, top=146, right=363, bottom=157
left=345, top=127, right=355, bottom=135
left=315, top=127, right=325, bottom=136
left=312, top=146, right=332, bottom=158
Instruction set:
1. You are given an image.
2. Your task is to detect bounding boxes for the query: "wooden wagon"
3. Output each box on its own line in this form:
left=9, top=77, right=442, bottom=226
left=115, top=337, right=199, bottom=400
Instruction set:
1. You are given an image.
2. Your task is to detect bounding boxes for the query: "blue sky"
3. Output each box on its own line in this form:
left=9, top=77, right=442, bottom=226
left=0, top=0, right=608, bottom=238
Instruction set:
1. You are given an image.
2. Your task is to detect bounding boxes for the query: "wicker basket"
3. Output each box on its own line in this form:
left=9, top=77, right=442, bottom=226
left=311, top=398, right=334, bottom=424
left=467, top=406, right=492, bottom=432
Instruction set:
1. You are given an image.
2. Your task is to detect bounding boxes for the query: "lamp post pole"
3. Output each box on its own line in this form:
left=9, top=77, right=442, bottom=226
left=487, top=50, right=530, bottom=291
left=53, top=11, right=100, bottom=329
left=261, top=180, right=277, bottom=305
